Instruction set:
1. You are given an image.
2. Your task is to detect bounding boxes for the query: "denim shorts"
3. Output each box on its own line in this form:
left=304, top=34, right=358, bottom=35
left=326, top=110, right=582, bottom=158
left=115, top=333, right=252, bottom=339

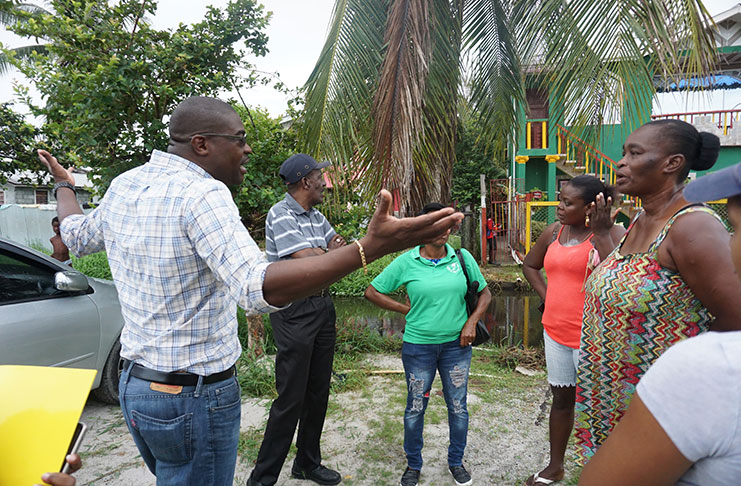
left=543, top=329, right=579, bottom=387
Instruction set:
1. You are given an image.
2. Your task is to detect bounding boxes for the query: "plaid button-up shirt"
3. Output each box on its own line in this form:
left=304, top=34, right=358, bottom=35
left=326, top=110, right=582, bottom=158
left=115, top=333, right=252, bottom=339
left=61, top=150, right=278, bottom=375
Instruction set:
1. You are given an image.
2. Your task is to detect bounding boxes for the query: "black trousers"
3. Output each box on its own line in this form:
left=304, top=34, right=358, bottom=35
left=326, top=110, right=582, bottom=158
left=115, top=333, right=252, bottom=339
left=250, top=295, right=336, bottom=485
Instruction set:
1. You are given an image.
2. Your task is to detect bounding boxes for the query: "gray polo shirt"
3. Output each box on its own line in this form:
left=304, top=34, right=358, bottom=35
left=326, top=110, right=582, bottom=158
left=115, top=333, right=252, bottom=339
left=265, top=193, right=337, bottom=262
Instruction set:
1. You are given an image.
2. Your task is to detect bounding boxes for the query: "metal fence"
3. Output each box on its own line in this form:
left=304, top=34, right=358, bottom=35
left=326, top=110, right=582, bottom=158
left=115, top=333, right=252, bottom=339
left=0, top=204, right=93, bottom=251
left=525, top=201, right=559, bottom=253
left=708, top=201, right=730, bottom=231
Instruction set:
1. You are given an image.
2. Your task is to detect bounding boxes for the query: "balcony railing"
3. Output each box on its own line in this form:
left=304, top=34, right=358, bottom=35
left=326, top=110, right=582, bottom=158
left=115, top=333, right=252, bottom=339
left=652, top=109, right=741, bottom=136
left=556, top=124, right=641, bottom=209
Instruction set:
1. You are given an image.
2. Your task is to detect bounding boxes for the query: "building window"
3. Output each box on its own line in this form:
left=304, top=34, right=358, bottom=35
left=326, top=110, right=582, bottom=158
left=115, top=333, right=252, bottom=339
left=35, top=189, right=49, bottom=204
left=15, top=187, right=34, bottom=204
left=76, top=190, right=90, bottom=206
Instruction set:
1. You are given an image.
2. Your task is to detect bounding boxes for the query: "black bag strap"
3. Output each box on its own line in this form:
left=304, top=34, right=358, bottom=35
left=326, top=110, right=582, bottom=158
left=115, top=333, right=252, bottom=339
left=454, top=249, right=472, bottom=288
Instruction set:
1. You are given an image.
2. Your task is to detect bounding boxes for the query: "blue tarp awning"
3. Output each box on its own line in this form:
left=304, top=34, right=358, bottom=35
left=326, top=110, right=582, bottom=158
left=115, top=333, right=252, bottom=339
left=656, top=74, right=741, bottom=92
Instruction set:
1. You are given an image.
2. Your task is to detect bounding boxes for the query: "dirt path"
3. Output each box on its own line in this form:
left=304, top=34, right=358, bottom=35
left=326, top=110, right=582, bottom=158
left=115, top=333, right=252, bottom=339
left=75, top=352, right=578, bottom=486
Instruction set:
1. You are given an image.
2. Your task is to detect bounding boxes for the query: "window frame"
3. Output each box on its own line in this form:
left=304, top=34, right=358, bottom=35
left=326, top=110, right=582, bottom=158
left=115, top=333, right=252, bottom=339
left=35, top=189, right=49, bottom=205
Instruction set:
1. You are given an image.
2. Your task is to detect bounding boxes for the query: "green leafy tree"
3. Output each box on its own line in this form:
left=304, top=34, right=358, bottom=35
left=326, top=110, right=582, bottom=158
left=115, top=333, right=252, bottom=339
left=232, top=105, right=297, bottom=237
left=299, top=0, right=717, bottom=215
left=452, top=115, right=505, bottom=209
left=0, top=102, right=39, bottom=183
left=3, top=0, right=270, bottom=190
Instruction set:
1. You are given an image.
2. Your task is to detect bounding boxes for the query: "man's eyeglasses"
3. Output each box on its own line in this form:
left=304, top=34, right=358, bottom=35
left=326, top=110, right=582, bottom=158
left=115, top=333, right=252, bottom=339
left=172, top=133, right=247, bottom=146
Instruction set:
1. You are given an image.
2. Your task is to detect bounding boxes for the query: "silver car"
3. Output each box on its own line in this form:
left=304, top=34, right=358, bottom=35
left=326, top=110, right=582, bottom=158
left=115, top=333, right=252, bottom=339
left=0, top=237, right=123, bottom=404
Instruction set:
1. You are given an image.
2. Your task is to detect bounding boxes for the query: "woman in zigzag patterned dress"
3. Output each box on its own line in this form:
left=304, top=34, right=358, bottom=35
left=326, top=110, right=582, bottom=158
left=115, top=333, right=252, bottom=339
left=573, top=119, right=741, bottom=465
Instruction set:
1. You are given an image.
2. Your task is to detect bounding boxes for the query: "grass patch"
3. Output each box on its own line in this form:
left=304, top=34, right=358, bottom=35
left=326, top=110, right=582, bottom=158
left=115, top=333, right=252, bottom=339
left=83, top=441, right=121, bottom=458
left=236, top=352, right=276, bottom=399
left=237, top=426, right=266, bottom=466
left=360, top=415, right=404, bottom=464
left=480, top=263, right=534, bottom=291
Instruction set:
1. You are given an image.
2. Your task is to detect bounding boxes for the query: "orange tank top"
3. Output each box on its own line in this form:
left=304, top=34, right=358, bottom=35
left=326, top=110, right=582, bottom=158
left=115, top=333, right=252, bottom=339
left=541, top=226, right=594, bottom=348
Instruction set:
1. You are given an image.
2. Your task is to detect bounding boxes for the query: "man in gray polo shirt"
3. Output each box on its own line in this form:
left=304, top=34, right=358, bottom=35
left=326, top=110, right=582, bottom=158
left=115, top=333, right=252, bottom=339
left=248, top=154, right=345, bottom=486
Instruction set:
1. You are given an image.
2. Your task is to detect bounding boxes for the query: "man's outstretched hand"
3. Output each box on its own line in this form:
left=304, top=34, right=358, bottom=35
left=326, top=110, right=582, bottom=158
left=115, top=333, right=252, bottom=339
left=37, top=150, right=75, bottom=185
left=260, top=190, right=464, bottom=307
left=362, top=190, right=463, bottom=260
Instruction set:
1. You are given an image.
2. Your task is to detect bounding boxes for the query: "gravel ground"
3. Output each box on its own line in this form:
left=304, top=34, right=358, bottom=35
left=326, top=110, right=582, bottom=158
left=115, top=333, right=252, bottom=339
left=74, top=351, right=579, bottom=486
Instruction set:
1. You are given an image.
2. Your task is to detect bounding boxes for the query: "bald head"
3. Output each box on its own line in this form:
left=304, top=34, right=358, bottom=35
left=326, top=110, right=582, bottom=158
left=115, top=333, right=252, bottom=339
left=169, top=96, right=240, bottom=143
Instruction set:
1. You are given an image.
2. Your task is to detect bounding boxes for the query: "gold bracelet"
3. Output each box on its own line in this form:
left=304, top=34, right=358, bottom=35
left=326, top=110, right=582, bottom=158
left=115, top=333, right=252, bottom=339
left=354, top=240, right=368, bottom=275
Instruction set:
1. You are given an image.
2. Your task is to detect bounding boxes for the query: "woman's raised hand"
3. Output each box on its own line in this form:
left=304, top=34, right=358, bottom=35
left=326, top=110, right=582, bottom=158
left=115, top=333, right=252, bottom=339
left=587, top=192, right=619, bottom=235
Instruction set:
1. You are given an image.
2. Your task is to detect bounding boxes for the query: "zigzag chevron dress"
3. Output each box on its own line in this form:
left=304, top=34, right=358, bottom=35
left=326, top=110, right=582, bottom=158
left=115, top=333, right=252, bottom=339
left=574, top=205, right=719, bottom=463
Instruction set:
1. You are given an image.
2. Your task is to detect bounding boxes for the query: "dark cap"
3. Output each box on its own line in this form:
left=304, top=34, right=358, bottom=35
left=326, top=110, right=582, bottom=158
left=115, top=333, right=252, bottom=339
left=684, top=162, right=741, bottom=202
left=279, top=153, right=330, bottom=184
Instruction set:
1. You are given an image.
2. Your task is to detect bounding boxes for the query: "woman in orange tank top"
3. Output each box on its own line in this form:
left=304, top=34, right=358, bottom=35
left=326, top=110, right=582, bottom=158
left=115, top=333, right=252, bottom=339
left=522, top=176, right=625, bottom=485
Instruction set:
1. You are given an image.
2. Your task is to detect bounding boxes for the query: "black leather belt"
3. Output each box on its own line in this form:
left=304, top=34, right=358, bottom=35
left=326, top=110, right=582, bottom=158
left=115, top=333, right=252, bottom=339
left=122, top=359, right=236, bottom=386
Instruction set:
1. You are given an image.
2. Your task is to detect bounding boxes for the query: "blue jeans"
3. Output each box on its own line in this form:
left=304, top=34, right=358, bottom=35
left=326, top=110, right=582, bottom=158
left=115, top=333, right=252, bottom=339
left=401, top=339, right=472, bottom=470
left=119, top=362, right=241, bottom=486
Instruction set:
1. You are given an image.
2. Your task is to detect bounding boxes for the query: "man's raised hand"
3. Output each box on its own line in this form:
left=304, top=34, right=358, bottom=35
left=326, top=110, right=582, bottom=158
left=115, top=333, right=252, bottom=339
left=38, top=150, right=75, bottom=185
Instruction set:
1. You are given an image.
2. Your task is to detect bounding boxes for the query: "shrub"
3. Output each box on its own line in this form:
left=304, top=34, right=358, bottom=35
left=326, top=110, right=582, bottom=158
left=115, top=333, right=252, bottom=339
left=334, top=314, right=402, bottom=357
left=489, top=346, right=545, bottom=370
left=71, top=252, right=112, bottom=280
left=330, top=252, right=403, bottom=296
left=236, top=351, right=276, bottom=398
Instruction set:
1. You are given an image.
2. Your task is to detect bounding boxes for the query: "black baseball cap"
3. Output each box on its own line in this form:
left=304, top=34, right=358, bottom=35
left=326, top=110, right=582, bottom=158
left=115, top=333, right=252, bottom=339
left=684, top=162, right=741, bottom=202
left=279, top=153, right=330, bottom=184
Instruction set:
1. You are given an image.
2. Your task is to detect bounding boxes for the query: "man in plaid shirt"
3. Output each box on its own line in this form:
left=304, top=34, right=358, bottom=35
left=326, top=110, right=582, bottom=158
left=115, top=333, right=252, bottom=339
left=39, top=96, right=463, bottom=486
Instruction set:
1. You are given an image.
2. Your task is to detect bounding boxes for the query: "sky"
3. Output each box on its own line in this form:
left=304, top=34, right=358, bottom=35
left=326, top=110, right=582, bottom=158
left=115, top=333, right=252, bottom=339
left=0, top=0, right=336, bottom=117
left=1, top=0, right=741, bottom=118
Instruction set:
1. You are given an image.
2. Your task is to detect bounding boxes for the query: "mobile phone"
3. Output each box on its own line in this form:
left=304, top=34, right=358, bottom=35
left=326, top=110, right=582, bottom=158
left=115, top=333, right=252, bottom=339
left=60, top=422, right=87, bottom=474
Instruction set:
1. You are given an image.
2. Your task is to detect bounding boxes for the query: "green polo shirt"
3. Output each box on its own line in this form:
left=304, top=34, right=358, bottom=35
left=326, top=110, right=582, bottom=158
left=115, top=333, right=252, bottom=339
left=370, top=244, right=487, bottom=344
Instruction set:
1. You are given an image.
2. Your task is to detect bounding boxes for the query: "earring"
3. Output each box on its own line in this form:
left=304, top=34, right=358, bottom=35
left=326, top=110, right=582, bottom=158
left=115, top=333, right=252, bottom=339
left=585, top=215, right=591, bottom=227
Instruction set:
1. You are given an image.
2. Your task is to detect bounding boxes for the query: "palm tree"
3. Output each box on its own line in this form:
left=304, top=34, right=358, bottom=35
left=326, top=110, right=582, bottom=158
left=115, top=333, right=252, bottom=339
left=0, top=2, right=50, bottom=75
left=299, top=0, right=717, bottom=214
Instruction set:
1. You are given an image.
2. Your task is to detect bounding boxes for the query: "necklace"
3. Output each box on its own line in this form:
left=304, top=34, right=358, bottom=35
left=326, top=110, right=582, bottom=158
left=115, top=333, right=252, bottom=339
left=420, top=246, right=445, bottom=261
left=565, top=224, right=592, bottom=245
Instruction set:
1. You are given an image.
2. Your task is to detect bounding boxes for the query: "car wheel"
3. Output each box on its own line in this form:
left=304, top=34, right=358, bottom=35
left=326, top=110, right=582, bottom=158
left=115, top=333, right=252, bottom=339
left=92, top=337, right=121, bottom=405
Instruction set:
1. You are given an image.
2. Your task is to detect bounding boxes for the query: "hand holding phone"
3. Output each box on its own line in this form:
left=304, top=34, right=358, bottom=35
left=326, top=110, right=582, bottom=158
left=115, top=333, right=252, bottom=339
left=61, top=422, right=87, bottom=474
left=36, top=453, right=81, bottom=486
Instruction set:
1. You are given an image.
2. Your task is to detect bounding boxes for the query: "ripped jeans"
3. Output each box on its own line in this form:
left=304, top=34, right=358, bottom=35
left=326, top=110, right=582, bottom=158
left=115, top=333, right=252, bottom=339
left=401, top=339, right=472, bottom=470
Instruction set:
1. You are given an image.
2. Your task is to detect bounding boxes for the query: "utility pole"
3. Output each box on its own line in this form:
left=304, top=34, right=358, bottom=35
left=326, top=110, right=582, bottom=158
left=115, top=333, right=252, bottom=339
left=480, top=174, right=487, bottom=265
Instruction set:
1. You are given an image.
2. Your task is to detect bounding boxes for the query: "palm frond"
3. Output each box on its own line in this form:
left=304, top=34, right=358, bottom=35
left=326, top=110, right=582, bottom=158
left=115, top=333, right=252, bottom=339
left=299, top=0, right=387, bottom=205
left=0, top=43, right=46, bottom=75
left=370, top=0, right=432, bottom=214
left=409, top=0, right=463, bottom=210
left=515, top=0, right=717, bottom=137
left=0, top=2, right=50, bottom=25
left=462, top=0, right=524, bottom=159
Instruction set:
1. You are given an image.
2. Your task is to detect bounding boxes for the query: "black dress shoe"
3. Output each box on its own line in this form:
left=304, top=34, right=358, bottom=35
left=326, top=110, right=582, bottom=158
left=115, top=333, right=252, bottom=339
left=291, top=464, right=342, bottom=485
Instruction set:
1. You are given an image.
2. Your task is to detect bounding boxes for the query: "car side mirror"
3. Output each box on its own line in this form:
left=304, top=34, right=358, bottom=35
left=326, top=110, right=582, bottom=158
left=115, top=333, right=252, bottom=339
left=55, top=271, right=90, bottom=291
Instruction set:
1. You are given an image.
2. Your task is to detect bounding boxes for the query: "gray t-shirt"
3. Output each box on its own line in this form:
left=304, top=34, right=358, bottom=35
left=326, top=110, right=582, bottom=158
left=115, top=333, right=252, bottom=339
left=265, top=193, right=336, bottom=262
left=637, top=331, right=741, bottom=485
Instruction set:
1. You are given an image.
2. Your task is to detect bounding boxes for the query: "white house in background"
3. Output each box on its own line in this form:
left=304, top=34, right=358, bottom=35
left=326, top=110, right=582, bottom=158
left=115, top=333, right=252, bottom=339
left=0, top=168, right=97, bottom=207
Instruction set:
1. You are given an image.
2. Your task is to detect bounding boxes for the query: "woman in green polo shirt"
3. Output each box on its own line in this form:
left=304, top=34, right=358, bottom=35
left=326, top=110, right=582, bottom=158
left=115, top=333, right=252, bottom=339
left=365, top=203, right=491, bottom=486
